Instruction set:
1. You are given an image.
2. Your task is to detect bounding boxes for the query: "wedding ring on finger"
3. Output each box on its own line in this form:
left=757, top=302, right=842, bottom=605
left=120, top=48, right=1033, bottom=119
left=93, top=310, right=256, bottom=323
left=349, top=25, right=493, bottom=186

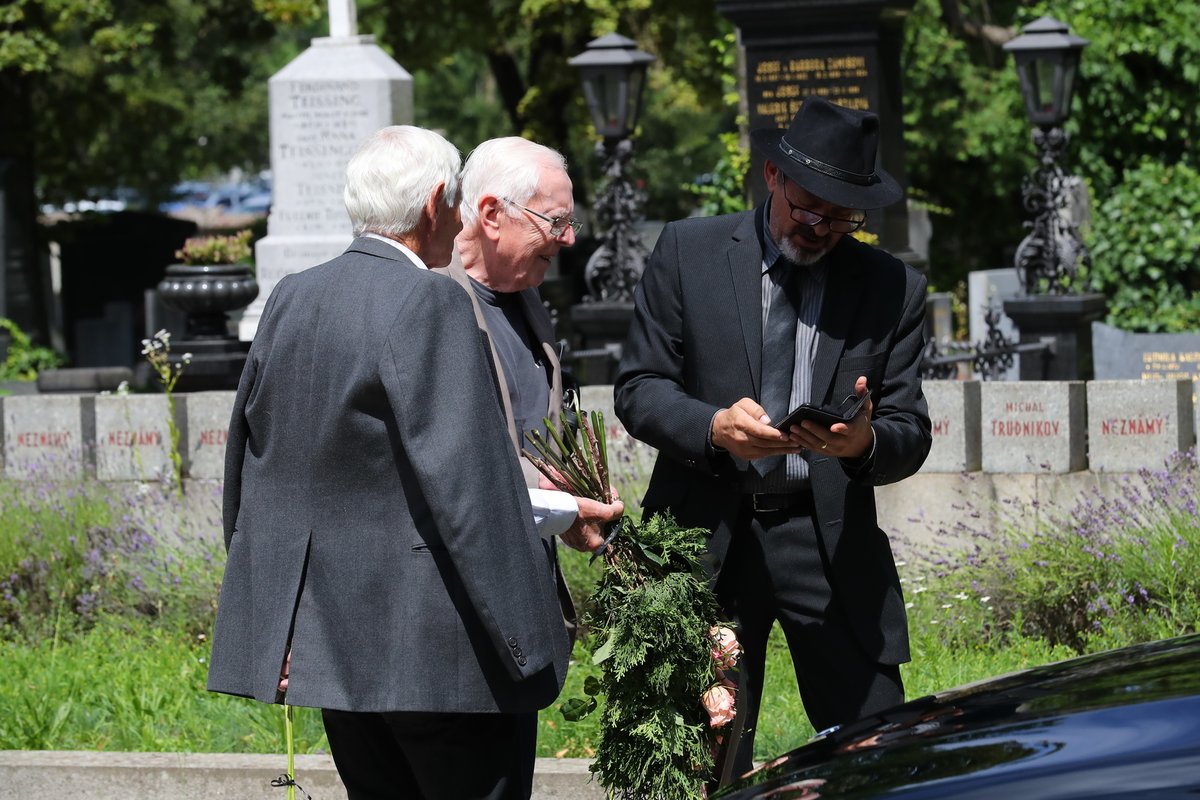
left=820, top=441, right=828, bottom=450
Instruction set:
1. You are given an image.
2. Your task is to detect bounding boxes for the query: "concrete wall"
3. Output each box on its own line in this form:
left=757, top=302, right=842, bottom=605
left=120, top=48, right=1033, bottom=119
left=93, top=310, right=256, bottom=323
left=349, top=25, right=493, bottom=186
left=2, top=381, right=1194, bottom=551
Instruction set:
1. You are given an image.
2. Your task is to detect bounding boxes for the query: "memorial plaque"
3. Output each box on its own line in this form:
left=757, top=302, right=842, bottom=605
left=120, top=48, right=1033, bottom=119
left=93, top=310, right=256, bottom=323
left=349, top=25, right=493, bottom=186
left=747, top=49, right=875, bottom=132
left=919, top=380, right=980, bottom=473
left=1087, top=380, right=1195, bottom=472
left=239, top=33, right=414, bottom=341
left=94, top=395, right=173, bottom=481
left=3, top=395, right=87, bottom=479
left=184, top=391, right=236, bottom=480
left=1093, top=321, right=1200, bottom=438
left=981, top=381, right=1086, bottom=473
left=1093, top=322, right=1200, bottom=383
left=717, top=0, right=919, bottom=264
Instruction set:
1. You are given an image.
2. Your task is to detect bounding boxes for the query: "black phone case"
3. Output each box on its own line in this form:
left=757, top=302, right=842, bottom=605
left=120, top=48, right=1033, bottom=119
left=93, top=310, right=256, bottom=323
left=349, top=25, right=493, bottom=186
left=772, top=393, right=868, bottom=431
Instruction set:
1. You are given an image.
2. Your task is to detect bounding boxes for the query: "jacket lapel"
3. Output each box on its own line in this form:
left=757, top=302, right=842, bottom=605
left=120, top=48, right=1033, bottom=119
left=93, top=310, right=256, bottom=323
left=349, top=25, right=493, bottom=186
left=728, top=208, right=767, bottom=397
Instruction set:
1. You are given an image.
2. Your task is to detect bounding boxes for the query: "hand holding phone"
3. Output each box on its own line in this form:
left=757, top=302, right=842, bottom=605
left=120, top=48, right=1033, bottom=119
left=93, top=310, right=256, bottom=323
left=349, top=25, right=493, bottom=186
left=772, top=392, right=869, bottom=432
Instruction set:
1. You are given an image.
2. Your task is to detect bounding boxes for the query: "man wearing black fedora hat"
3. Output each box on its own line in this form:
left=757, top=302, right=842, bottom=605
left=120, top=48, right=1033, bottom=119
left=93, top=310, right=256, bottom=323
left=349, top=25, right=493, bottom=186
left=615, top=96, right=931, bottom=775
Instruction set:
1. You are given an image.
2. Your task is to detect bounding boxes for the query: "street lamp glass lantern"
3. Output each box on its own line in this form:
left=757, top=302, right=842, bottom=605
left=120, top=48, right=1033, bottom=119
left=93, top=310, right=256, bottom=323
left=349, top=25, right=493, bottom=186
left=569, top=33, right=656, bottom=140
left=1003, top=16, right=1089, bottom=128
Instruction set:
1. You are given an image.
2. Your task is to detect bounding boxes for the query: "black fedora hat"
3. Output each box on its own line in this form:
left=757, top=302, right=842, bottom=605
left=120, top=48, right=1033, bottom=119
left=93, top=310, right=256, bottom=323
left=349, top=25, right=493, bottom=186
left=750, top=96, right=902, bottom=210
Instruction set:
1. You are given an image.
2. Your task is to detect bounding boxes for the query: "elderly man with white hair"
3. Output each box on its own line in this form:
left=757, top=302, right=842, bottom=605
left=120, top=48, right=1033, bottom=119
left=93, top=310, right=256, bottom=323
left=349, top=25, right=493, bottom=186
left=207, top=126, right=608, bottom=800
left=431, top=135, right=614, bottom=785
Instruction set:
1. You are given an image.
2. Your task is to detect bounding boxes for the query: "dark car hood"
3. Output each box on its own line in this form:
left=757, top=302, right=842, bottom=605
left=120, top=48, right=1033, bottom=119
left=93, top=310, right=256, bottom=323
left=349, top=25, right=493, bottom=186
left=717, top=634, right=1200, bottom=799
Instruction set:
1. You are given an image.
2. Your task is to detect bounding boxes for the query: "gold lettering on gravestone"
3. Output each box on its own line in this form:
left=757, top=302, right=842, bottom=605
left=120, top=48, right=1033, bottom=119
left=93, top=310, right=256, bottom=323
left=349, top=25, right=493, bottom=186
left=752, top=54, right=872, bottom=127
left=1140, top=350, right=1199, bottom=382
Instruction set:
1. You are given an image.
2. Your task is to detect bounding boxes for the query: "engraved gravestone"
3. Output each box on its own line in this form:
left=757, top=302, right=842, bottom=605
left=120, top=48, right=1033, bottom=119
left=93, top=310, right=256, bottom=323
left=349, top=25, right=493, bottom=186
left=239, top=0, right=414, bottom=340
left=3, top=395, right=88, bottom=479
left=1087, top=380, right=1195, bottom=472
left=1092, top=321, right=1200, bottom=440
left=183, top=391, right=236, bottom=480
left=981, top=381, right=1086, bottom=473
left=715, top=0, right=919, bottom=264
left=919, top=380, right=980, bottom=473
left=94, top=395, right=173, bottom=481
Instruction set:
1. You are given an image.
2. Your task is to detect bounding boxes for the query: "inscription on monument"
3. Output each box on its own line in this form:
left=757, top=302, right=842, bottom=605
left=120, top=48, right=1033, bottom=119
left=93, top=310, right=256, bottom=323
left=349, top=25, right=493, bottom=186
left=270, top=80, right=372, bottom=235
left=1139, top=350, right=1200, bottom=381
left=748, top=49, right=875, bottom=130
left=198, top=429, right=229, bottom=447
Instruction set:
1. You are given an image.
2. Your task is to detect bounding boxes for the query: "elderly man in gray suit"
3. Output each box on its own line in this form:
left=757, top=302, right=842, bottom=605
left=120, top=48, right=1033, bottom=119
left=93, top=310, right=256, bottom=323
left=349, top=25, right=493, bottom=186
left=207, top=125, right=620, bottom=800
left=434, top=136, right=601, bottom=550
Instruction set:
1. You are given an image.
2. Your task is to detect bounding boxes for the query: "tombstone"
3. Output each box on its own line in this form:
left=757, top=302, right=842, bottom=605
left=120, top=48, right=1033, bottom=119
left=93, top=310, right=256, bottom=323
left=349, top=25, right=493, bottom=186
left=1087, top=380, right=1195, bottom=472
left=919, top=380, right=980, bottom=473
left=183, top=391, right=236, bottom=480
left=968, top=268, right=1021, bottom=380
left=980, top=381, right=1086, bottom=473
left=93, top=395, right=174, bottom=481
left=1092, top=321, right=1200, bottom=441
left=715, top=0, right=920, bottom=265
left=3, top=395, right=90, bottom=480
left=239, top=0, right=414, bottom=340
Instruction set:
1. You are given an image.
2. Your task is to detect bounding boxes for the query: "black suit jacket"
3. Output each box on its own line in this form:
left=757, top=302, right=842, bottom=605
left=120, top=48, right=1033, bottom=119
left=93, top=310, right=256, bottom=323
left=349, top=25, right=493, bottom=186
left=614, top=208, right=931, bottom=665
left=208, top=237, right=569, bottom=713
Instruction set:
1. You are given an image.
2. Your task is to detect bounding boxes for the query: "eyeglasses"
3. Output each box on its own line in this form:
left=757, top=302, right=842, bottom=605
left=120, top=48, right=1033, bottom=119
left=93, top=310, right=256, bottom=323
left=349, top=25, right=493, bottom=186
left=502, top=197, right=581, bottom=238
left=778, top=177, right=865, bottom=234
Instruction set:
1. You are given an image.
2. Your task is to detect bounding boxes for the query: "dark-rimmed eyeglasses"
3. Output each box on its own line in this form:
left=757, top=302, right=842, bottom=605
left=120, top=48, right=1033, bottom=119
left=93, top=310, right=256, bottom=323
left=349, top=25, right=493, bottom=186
left=778, top=177, right=866, bottom=234
left=502, top=197, right=581, bottom=238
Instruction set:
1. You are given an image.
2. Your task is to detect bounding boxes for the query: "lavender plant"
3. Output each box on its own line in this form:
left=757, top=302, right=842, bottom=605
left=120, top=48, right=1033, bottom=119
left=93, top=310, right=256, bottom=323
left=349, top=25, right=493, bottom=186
left=0, top=473, right=222, bottom=643
left=906, top=450, right=1200, bottom=653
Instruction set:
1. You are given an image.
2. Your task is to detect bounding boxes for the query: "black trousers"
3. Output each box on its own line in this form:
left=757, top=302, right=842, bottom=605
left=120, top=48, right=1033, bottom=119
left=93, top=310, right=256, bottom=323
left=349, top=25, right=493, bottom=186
left=322, top=708, right=538, bottom=800
left=717, top=503, right=904, bottom=777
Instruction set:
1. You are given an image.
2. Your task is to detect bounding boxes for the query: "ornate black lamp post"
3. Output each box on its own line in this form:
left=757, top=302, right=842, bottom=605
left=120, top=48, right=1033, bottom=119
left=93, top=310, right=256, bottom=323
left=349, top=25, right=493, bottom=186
left=1004, top=15, right=1091, bottom=295
left=1001, top=16, right=1105, bottom=380
left=566, top=33, right=655, bottom=383
left=568, top=33, right=655, bottom=302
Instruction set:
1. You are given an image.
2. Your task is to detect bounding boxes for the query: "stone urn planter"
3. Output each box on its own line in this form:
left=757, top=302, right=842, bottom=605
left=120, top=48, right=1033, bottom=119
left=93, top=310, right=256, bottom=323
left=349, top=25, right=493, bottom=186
left=154, top=230, right=259, bottom=390
left=157, top=263, right=259, bottom=338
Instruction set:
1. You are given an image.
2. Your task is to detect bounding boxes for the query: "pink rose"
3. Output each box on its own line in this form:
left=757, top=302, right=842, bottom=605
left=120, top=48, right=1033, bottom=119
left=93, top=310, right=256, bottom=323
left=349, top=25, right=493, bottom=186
left=701, top=683, right=736, bottom=728
left=710, top=625, right=740, bottom=670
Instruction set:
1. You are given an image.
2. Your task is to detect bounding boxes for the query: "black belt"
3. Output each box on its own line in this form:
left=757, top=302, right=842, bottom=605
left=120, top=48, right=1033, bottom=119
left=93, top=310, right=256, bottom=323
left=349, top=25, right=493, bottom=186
left=746, top=489, right=815, bottom=515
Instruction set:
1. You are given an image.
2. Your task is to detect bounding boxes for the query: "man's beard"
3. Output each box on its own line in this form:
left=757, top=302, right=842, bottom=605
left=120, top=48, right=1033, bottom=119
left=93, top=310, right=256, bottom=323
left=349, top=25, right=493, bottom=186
left=778, top=234, right=829, bottom=266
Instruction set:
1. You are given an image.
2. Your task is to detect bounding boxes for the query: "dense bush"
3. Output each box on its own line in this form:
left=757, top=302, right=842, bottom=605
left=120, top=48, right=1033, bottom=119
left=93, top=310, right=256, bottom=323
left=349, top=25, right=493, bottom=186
left=1087, top=160, right=1200, bottom=332
left=0, top=318, right=66, bottom=382
left=909, top=450, right=1200, bottom=653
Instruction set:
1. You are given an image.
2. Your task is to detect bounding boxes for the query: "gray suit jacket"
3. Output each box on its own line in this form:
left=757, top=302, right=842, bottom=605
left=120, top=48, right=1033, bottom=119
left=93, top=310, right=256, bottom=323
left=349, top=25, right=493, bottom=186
left=615, top=208, right=931, bottom=665
left=207, top=237, right=570, bottom=713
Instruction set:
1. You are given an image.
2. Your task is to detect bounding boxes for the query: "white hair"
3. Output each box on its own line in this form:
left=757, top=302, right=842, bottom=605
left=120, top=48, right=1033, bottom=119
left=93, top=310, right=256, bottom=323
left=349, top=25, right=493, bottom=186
left=459, top=137, right=568, bottom=227
left=343, top=126, right=462, bottom=238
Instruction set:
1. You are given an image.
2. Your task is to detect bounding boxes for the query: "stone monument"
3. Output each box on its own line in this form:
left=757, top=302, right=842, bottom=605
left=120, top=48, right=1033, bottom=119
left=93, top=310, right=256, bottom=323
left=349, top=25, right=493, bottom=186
left=239, top=0, right=413, bottom=340
left=715, top=0, right=920, bottom=265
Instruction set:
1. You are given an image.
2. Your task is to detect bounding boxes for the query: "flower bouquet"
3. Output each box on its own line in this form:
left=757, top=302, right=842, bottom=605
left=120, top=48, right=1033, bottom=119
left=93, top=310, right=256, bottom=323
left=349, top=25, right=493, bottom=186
left=524, top=407, right=740, bottom=799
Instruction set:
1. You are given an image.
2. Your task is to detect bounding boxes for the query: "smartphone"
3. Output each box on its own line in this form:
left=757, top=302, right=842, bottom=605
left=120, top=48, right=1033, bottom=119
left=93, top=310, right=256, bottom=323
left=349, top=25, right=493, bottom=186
left=772, top=392, right=869, bottom=431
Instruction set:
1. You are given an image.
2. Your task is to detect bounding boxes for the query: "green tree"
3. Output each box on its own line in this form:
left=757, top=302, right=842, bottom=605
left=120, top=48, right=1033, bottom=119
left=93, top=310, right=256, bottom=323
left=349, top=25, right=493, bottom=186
left=1, top=0, right=321, bottom=206
left=364, top=0, right=731, bottom=220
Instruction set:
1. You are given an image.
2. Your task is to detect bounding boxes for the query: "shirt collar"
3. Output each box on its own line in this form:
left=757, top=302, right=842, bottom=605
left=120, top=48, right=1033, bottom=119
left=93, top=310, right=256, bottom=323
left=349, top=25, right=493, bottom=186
left=364, top=232, right=428, bottom=270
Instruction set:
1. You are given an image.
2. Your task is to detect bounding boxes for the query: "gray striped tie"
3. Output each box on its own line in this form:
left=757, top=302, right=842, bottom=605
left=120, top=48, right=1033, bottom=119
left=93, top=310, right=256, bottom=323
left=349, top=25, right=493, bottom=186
left=753, top=258, right=797, bottom=478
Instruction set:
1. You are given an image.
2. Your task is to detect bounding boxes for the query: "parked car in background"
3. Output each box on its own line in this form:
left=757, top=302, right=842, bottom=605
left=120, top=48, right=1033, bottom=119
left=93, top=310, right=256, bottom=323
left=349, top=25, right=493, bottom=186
left=717, top=634, right=1200, bottom=799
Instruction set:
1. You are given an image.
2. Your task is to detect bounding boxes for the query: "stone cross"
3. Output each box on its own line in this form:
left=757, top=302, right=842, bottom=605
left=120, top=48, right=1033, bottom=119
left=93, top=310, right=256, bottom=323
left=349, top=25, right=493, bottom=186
left=328, top=0, right=357, bottom=37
